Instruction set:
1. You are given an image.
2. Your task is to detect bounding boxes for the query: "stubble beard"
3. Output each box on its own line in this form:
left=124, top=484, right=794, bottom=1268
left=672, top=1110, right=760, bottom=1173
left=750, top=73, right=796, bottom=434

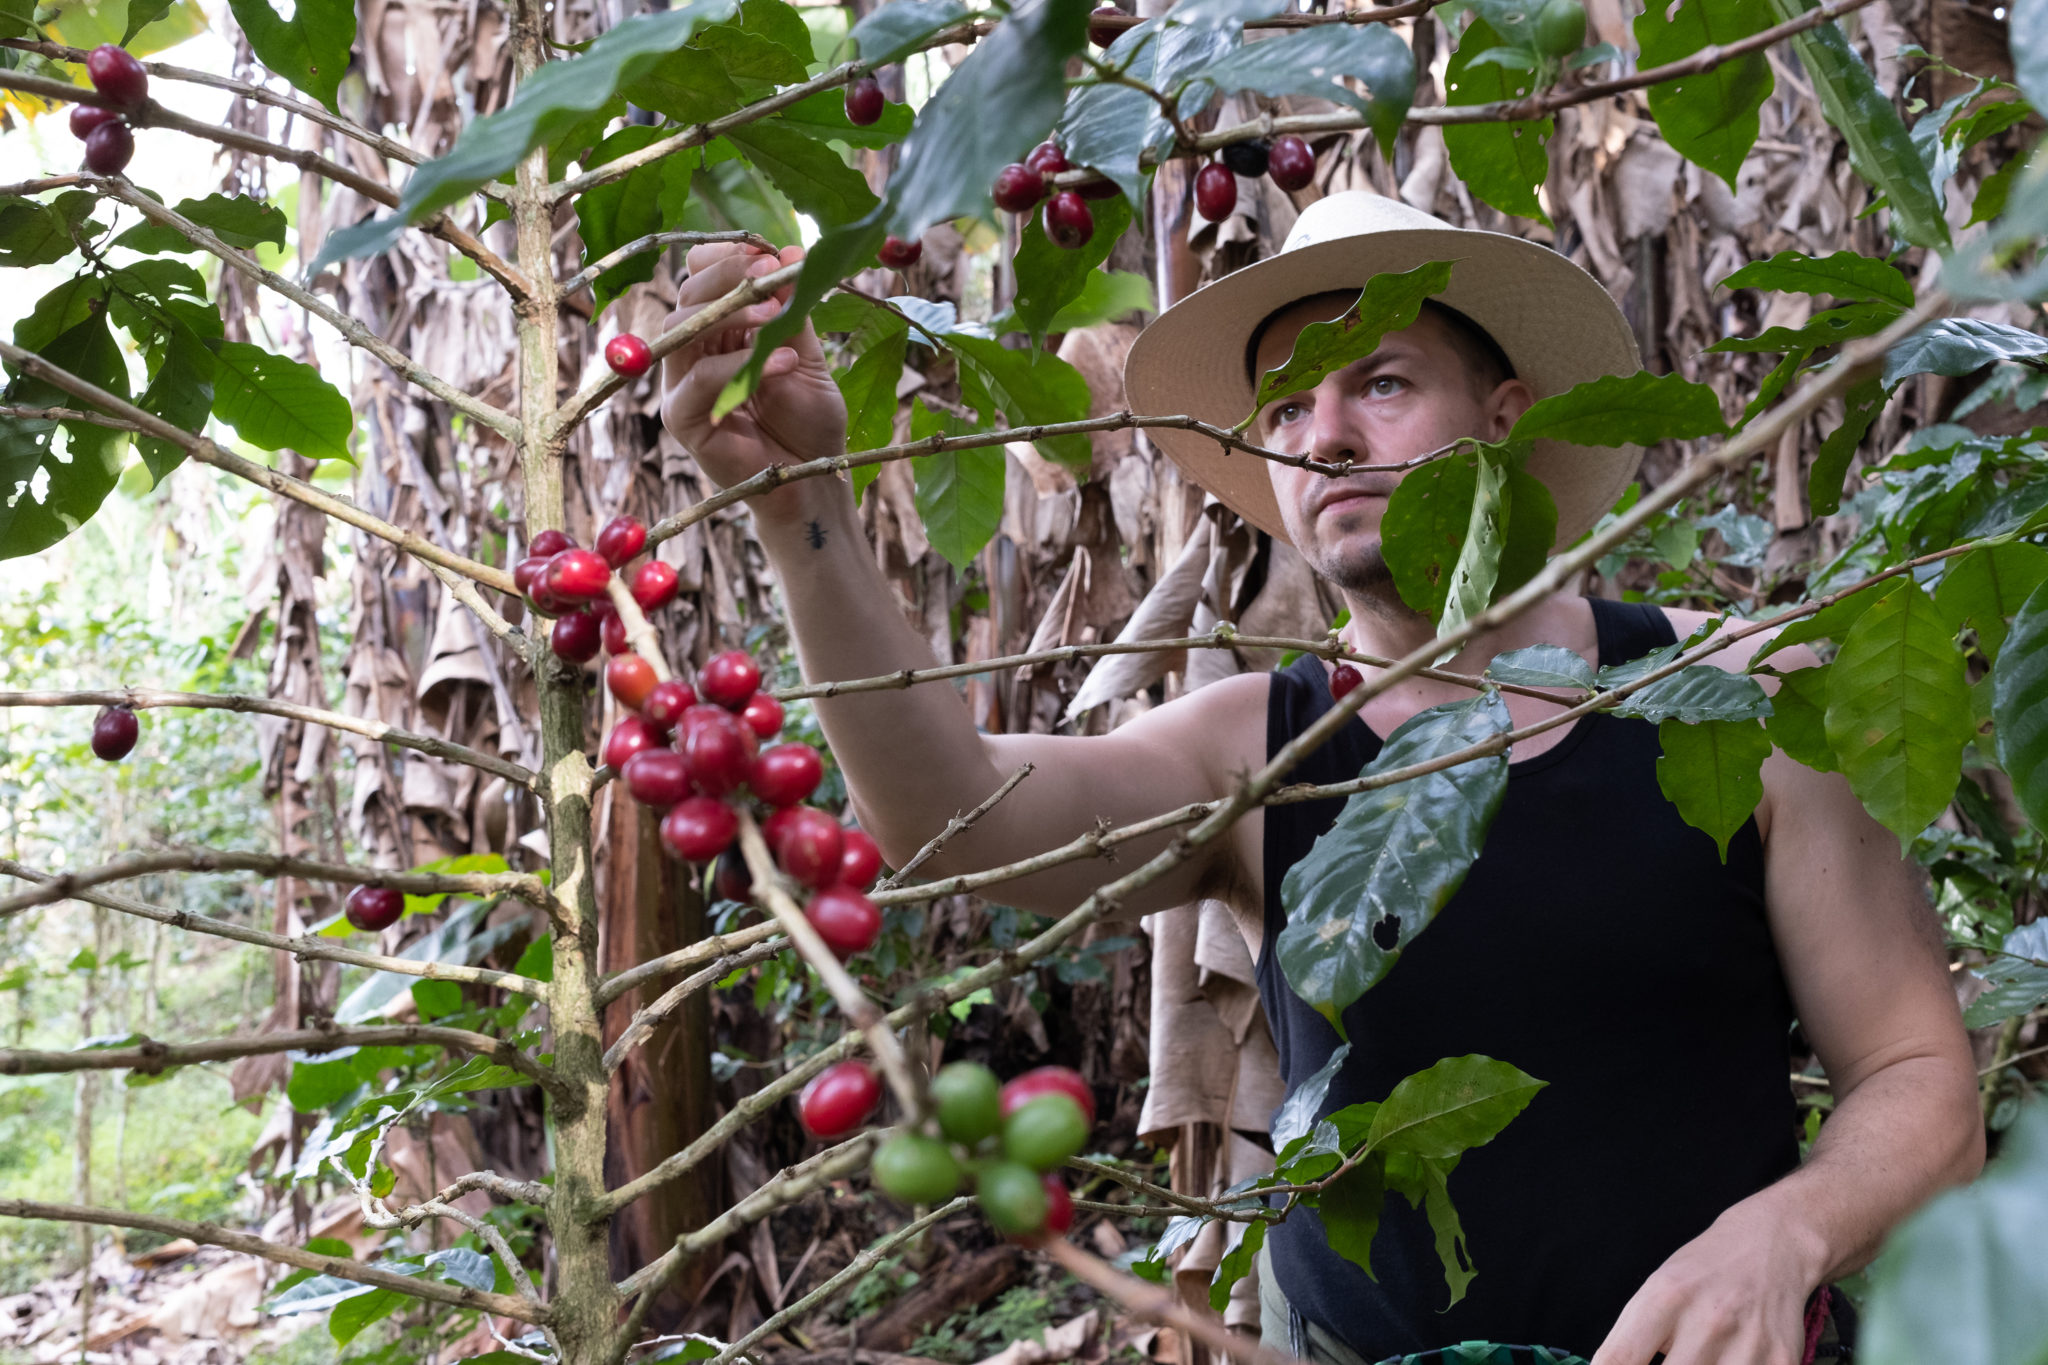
left=1300, top=524, right=1410, bottom=617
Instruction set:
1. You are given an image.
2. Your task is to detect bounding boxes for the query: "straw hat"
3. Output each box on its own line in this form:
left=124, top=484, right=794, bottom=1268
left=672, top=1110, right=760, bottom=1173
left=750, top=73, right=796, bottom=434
left=1123, top=192, right=1642, bottom=550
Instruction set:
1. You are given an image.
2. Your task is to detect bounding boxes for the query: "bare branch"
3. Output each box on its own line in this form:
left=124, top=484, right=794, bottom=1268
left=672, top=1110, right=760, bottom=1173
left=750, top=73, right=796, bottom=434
left=603, top=936, right=783, bottom=1075
left=0, top=338, right=520, bottom=596
left=734, top=812, right=922, bottom=1115
left=0, top=402, right=143, bottom=431
left=0, top=687, right=536, bottom=788
left=1044, top=1240, right=1303, bottom=1365
left=0, top=1199, right=549, bottom=1323
left=877, top=762, right=1035, bottom=891
left=1066, top=1157, right=1275, bottom=1224
left=0, top=1024, right=557, bottom=1093
left=0, top=848, right=554, bottom=919
left=425, top=560, right=536, bottom=658
left=425, top=1170, right=555, bottom=1207
left=595, top=920, right=785, bottom=1008
left=0, top=858, right=547, bottom=999
left=563, top=230, right=777, bottom=296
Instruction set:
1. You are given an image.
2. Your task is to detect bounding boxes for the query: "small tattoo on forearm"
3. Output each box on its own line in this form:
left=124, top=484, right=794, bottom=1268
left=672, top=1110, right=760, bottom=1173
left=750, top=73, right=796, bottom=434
left=805, top=520, right=827, bottom=550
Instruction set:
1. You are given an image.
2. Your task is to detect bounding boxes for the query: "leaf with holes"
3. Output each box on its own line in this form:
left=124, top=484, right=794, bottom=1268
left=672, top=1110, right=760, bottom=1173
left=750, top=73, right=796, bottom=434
left=210, top=342, right=354, bottom=464
left=1175, top=24, right=1415, bottom=154
left=1382, top=447, right=1553, bottom=629
left=0, top=309, right=130, bottom=560
left=1656, top=717, right=1773, bottom=859
left=910, top=398, right=1006, bottom=568
left=1611, top=665, right=1773, bottom=725
left=1826, top=580, right=1973, bottom=847
left=1486, top=644, right=1594, bottom=691
left=1717, top=249, right=1916, bottom=307
left=1634, top=0, right=1775, bottom=189
left=1938, top=543, right=2048, bottom=663
left=1277, top=691, right=1512, bottom=1034
left=1508, top=369, right=1729, bottom=449
left=1243, top=261, right=1454, bottom=425
left=1385, top=1150, right=1477, bottom=1306
left=228, top=0, right=356, bottom=111
left=1443, top=17, right=1553, bottom=224
left=132, top=311, right=214, bottom=487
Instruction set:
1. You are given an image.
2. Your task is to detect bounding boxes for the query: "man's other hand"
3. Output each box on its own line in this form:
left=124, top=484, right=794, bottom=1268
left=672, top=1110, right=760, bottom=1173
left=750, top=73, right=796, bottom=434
left=1590, top=1192, right=1826, bottom=1365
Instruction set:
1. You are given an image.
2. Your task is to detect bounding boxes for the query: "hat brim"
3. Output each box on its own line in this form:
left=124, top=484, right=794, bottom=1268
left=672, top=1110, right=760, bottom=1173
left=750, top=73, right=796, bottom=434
left=1123, top=226, right=1643, bottom=551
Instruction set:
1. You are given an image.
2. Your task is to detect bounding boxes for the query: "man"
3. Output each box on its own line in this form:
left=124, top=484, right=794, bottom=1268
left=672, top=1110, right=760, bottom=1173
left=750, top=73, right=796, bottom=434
left=660, top=192, right=1983, bottom=1365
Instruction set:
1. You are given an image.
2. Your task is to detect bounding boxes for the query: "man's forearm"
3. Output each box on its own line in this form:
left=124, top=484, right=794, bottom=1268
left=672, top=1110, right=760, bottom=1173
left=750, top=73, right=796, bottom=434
left=750, top=478, right=1008, bottom=863
left=1750, top=1053, right=1984, bottom=1284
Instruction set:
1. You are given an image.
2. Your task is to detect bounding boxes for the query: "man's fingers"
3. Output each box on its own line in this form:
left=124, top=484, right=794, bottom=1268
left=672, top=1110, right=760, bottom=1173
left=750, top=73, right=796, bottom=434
left=1590, top=1299, right=1674, bottom=1365
left=663, top=342, right=757, bottom=437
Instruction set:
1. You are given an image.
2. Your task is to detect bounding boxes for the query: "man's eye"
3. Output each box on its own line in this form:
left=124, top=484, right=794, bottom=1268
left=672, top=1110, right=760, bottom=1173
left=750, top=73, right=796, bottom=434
left=1273, top=402, right=1306, bottom=424
left=1366, top=376, right=1407, bottom=398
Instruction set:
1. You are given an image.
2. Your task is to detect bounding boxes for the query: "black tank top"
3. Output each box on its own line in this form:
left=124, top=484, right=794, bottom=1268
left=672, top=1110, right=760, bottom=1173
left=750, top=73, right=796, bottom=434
left=1255, top=597, right=1799, bottom=1360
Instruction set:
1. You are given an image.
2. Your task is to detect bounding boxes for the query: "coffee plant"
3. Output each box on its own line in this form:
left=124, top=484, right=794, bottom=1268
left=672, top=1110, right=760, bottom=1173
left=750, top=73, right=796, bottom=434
left=1, top=0, right=2046, bottom=1361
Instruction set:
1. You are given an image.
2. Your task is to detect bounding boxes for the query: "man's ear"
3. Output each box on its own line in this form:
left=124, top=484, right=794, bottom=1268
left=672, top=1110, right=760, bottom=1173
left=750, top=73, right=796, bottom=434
left=1484, top=378, right=1535, bottom=441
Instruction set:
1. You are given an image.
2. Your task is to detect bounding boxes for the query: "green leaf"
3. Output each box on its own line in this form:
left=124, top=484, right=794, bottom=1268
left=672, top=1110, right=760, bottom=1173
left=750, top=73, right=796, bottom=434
left=837, top=316, right=910, bottom=457
left=1938, top=543, right=2048, bottom=663
left=1717, top=248, right=1916, bottom=307
left=286, top=1054, right=362, bottom=1113
left=1764, top=664, right=1837, bottom=773
left=1655, top=717, right=1773, bottom=858
left=1807, top=373, right=1889, bottom=518
left=2013, top=1, right=2048, bottom=117
left=1611, top=665, right=1773, bottom=724
left=1706, top=301, right=1903, bottom=354
left=1277, top=692, right=1512, bottom=1033
left=1635, top=0, right=1775, bottom=189
left=1317, top=1157, right=1387, bottom=1280
left=1385, top=1151, right=1478, bottom=1308
left=0, top=194, right=90, bottom=267
left=312, top=0, right=745, bottom=270
left=1041, top=269, right=1153, bottom=333
left=1485, top=644, right=1593, bottom=690
left=1507, top=369, right=1729, bottom=449
left=850, top=0, right=974, bottom=65
left=1858, top=1099, right=2048, bottom=1365
left=1207, top=1218, right=1265, bottom=1312
left=1381, top=447, right=1553, bottom=628
left=776, top=87, right=917, bottom=150
left=1962, top=960, right=2048, bottom=1029
left=1006, top=193, right=1133, bottom=344
left=724, top=121, right=880, bottom=230
left=426, top=1247, right=495, bottom=1292
left=1826, top=579, right=1974, bottom=847
left=1244, top=261, right=1454, bottom=424
left=210, top=342, right=354, bottom=463
left=1175, top=24, right=1414, bottom=155
left=411, top=979, right=463, bottom=1020
left=1883, top=317, right=2048, bottom=387
left=948, top=333, right=1092, bottom=470
left=1365, top=1054, right=1546, bottom=1160
left=227, top=0, right=356, bottom=112
left=1, top=306, right=130, bottom=561
left=573, top=127, right=667, bottom=317
left=1270, top=1042, right=1353, bottom=1153
left=113, top=193, right=289, bottom=254
left=910, top=398, right=1006, bottom=569
left=132, top=311, right=214, bottom=487
left=1442, top=17, right=1553, bottom=224
left=1436, top=447, right=1516, bottom=642
left=1765, top=0, right=1948, bottom=251
left=1991, top=576, right=2048, bottom=835
left=1058, top=19, right=1223, bottom=205
left=328, top=1286, right=402, bottom=1345
left=1752, top=590, right=1879, bottom=664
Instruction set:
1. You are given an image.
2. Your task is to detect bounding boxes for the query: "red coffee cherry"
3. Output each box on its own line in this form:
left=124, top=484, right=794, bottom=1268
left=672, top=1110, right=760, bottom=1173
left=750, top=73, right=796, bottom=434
left=595, top=515, right=647, bottom=568
left=598, top=605, right=629, bottom=656
left=1024, top=141, right=1069, bottom=177
left=1043, top=192, right=1093, bottom=250
left=777, top=807, right=845, bottom=890
left=736, top=693, right=782, bottom=739
left=999, top=1065, right=1096, bottom=1126
left=659, top=795, right=738, bottom=863
left=513, top=556, right=552, bottom=601
left=1194, top=162, right=1236, bottom=223
left=878, top=235, right=922, bottom=269
left=805, top=885, right=882, bottom=959
left=643, top=679, right=698, bottom=731
left=69, top=105, right=119, bottom=140
left=762, top=805, right=803, bottom=858
left=83, top=121, right=134, bottom=177
left=527, top=568, right=577, bottom=618
left=530, top=529, right=575, bottom=558
left=840, top=828, right=884, bottom=892
left=992, top=163, right=1048, bottom=213
left=1268, top=134, right=1316, bottom=192
left=699, top=651, right=761, bottom=709
left=1330, top=663, right=1363, bottom=701
left=622, top=748, right=693, bottom=809
left=85, top=45, right=148, bottom=106
left=749, top=742, right=823, bottom=808
left=545, top=548, right=611, bottom=601
left=799, top=1059, right=881, bottom=1139
left=681, top=705, right=751, bottom=797
left=551, top=610, right=602, bottom=663
left=602, top=715, right=662, bottom=770
left=845, top=75, right=885, bottom=126
left=1088, top=5, right=1124, bottom=47
left=606, top=654, right=660, bottom=711
left=345, top=884, right=405, bottom=933
left=605, top=334, right=652, bottom=379
left=90, top=705, right=138, bottom=761
left=630, top=560, right=679, bottom=612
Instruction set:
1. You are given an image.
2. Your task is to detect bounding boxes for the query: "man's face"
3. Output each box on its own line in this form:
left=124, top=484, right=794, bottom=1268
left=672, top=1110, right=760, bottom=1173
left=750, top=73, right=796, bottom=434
left=1252, top=302, right=1532, bottom=596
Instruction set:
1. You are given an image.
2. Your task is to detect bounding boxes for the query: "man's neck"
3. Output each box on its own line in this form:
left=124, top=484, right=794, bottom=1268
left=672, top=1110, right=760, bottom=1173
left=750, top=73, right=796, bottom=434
left=1336, top=583, right=1584, bottom=677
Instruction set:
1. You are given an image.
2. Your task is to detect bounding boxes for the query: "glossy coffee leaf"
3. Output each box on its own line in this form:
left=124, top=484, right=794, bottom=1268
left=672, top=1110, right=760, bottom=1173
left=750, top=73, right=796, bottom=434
left=1270, top=1042, right=1352, bottom=1154
left=1634, top=0, right=1774, bottom=189
left=0, top=310, right=129, bottom=560
left=948, top=332, right=1092, bottom=470
left=1442, top=17, right=1552, bottom=224
left=1176, top=24, right=1414, bottom=154
left=112, top=192, right=289, bottom=254
left=1883, top=317, right=2048, bottom=387
left=1006, top=192, right=1133, bottom=345
left=850, top=0, right=974, bottom=66
left=211, top=341, right=354, bottom=463
left=1807, top=373, right=1889, bottom=517
left=229, top=0, right=355, bottom=111
left=1382, top=447, right=1553, bottom=631
left=724, top=121, right=880, bottom=230
left=1763, top=664, right=1837, bottom=774
left=1277, top=691, right=1512, bottom=1033
left=574, top=126, right=666, bottom=316
left=1716, top=248, right=1915, bottom=307
left=1508, top=369, right=1729, bottom=449
left=1936, top=543, right=2048, bottom=664
left=909, top=398, right=1006, bottom=569
left=1655, top=716, right=1772, bottom=859
left=1365, top=1054, right=1545, bottom=1161
left=1991, top=576, right=2048, bottom=836
left=1486, top=644, right=1594, bottom=691
left=1610, top=664, right=1772, bottom=725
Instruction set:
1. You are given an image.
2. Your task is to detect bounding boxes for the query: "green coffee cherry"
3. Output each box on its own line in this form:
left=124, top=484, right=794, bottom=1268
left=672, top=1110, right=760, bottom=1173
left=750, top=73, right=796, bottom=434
left=932, top=1061, right=1002, bottom=1146
left=871, top=1133, right=962, bottom=1206
left=1001, top=1092, right=1089, bottom=1173
left=977, top=1160, right=1050, bottom=1237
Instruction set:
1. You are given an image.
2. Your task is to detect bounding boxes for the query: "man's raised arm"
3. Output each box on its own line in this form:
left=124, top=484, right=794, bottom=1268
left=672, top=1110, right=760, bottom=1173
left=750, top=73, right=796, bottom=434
left=660, top=242, right=1252, bottom=918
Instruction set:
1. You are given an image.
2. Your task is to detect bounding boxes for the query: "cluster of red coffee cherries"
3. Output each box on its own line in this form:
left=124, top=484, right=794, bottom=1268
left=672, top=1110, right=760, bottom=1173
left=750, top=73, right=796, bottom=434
left=513, top=520, right=678, bottom=663
left=71, top=44, right=147, bottom=177
left=991, top=141, right=1116, bottom=250
left=798, top=1059, right=1091, bottom=1242
left=1193, top=135, right=1317, bottom=223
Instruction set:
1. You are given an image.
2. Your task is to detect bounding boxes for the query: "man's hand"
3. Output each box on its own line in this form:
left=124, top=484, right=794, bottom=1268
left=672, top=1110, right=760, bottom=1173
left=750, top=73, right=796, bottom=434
left=659, top=241, right=847, bottom=521
left=1590, top=1193, right=1826, bottom=1365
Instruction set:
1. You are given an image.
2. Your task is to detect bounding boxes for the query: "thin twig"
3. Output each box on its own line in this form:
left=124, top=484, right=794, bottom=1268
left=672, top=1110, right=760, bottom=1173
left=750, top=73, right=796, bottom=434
left=1067, top=1157, right=1276, bottom=1223
left=594, top=920, right=785, bottom=1008
left=0, top=688, right=536, bottom=788
left=877, top=763, right=1035, bottom=891
left=562, top=230, right=777, bottom=296
left=0, top=859, right=548, bottom=998
left=1045, top=1240, right=1304, bottom=1365
left=0, top=403, right=142, bottom=431
left=0, top=1024, right=557, bottom=1093
left=426, top=560, right=534, bottom=656
left=602, top=936, right=784, bottom=1075
left=0, top=1199, right=547, bottom=1323
left=0, top=339, right=519, bottom=596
